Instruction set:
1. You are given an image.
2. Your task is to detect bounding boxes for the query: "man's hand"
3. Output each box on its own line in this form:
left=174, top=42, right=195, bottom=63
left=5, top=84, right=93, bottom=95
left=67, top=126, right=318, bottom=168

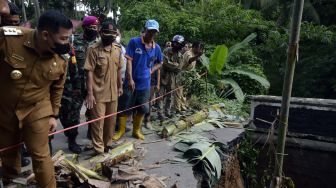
left=128, top=79, right=135, bottom=92
left=49, top=117, right=57, bottom=132
left=118, top=87, right=123, bottom=97
left=85, top=94, right=96, bottom=109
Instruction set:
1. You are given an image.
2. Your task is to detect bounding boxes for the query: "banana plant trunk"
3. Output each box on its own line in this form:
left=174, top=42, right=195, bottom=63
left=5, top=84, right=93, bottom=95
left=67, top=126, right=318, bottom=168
left=270, top=0, right=305, bottom=187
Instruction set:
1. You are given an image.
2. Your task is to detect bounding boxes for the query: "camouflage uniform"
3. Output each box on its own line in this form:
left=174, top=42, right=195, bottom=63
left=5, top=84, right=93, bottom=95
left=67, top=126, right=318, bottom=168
left=159, top=47, right=184, bottom=116
left=59, top=34, right=99, bottom=138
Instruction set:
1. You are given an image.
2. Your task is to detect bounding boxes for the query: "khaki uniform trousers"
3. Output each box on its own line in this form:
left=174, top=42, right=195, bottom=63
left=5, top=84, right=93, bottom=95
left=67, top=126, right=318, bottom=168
left=175, top=87, right=187, bottom=111
left=0, top=116, right=56, bottom=188
left=90, top=101, right=117, bottom=153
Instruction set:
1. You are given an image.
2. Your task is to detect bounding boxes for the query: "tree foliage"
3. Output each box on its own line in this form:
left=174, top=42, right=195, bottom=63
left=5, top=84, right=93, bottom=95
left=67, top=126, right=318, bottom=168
left=14, top=0, right=336, bottom=99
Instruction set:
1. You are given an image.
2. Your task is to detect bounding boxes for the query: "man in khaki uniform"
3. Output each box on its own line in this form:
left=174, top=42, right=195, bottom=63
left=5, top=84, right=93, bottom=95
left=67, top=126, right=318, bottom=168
left=160, top=35, right=186, bottom=118
left=177, top=41, right=204, bottom=107
left=0, top=10, right=72, bottom=187
left=85, top=20, right=123, bottom=154
left=181, top=41, right=203, bottom=71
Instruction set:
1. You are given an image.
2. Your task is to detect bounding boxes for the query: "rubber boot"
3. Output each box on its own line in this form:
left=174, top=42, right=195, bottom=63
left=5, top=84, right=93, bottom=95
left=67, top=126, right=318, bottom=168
left=132, top=114, right=145, bottom=140
left=112, top=116, right=127, bottom=141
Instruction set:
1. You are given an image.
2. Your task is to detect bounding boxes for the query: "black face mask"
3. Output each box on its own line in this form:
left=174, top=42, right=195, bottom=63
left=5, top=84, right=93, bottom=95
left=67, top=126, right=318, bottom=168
left=52, top=42, right=70, bottom=55
left=101, top=35, right=115, bottom=46
left=85, top=28, right=98, bottom=40
left=172, top=43, right=183, bottom=52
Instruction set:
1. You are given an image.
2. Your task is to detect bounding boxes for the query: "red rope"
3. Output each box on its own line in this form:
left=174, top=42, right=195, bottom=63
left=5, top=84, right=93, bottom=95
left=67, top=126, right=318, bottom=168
left=0, top=72, right=207, bottom=153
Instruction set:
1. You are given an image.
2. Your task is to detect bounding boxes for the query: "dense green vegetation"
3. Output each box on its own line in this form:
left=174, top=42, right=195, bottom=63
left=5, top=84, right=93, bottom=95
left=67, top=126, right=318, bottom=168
left=119, top=0, right=336, bottom=99
left=10, top=1, right=335, bottom=187
left=13, top=0, right=336, bottom=99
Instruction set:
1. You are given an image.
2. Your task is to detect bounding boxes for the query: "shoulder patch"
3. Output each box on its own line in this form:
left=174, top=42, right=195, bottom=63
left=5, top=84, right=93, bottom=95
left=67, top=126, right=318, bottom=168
left=3, top=27, right=23, bottom=36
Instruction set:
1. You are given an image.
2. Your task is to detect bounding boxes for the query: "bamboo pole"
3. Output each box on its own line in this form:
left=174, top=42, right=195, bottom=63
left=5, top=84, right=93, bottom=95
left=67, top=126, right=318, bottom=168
left=162, top=109, right=209, bottom=138
left=33, top=0, right=40, bottom=19
left=270, top=0, right=305, bottom=187
left=21, top=0, right=27, bottom=22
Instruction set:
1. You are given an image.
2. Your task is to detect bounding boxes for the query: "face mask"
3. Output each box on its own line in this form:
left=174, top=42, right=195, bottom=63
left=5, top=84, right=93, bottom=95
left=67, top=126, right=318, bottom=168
left=52, top=42, right=70, bottom=55
left=115, top=36, right=121, bottom=43
left=101, top=35, right=115, bottom=46
left=172, top=42, right=183, bottom=52
left=85, top=28, right=98, bottom=39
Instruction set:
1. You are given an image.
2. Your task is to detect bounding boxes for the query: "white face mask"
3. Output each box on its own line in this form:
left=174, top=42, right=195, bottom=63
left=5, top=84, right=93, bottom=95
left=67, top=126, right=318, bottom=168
left=116, top=36, right=121, bottom=43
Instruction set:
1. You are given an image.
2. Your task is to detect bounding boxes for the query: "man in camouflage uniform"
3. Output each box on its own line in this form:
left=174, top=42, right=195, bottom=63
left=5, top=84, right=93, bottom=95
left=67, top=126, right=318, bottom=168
left=159, top=35, right=186, bottom=118
left=59, top=16, right=99, bottom=153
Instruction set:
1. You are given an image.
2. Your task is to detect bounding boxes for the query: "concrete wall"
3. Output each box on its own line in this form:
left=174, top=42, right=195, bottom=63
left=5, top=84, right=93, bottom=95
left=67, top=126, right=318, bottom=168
left=249, top=95, right=336, bottom=141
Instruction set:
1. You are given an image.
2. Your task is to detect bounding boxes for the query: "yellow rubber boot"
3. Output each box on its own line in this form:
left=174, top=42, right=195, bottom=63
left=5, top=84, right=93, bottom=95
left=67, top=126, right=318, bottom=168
left=132, top=114, right=145, bottom=140
left=112, top=116, right=127, bottom=141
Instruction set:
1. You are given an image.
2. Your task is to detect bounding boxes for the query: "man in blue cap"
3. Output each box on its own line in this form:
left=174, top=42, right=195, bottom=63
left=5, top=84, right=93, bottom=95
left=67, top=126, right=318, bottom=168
left=113, top=19, right=163, bottom=140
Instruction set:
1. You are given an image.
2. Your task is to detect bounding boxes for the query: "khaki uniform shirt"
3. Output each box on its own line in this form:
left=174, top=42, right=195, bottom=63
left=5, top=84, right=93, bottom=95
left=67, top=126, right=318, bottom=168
left=182, top=50, right=196, bottom=71
left=0, top=27, right=67, bottom=125
left=161, top=47, right=183, bottom=86
left=84, top=41, right=123, bottom=102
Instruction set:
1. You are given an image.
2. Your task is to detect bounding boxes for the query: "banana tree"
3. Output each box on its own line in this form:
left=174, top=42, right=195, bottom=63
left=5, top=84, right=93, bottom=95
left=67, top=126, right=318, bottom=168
left=201, top=33, right=270, bottom=102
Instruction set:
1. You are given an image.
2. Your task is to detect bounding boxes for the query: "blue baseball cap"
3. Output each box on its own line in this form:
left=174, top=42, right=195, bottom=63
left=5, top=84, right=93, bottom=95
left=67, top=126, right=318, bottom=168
left=145, top=19, right=159, bottom=32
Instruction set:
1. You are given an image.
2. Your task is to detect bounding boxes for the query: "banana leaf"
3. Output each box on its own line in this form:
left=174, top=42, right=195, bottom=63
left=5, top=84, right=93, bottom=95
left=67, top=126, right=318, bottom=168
left=217, top=78, right=245, bottom=101
left=222, top=69, right=270, bottom=89
left=209, top=45, right=229, bottom=75
left=184, top=142, right=222, bottom=182
left=60, top=158, right=89, bottom=183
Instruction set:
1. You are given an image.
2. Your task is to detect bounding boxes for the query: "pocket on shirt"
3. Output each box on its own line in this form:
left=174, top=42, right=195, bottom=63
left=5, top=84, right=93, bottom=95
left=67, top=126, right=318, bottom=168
left=43, top=62, right=65, bottom=81
left=4, top=55, right=27, bottom=69
left=95, top=56, right=108, bottom=78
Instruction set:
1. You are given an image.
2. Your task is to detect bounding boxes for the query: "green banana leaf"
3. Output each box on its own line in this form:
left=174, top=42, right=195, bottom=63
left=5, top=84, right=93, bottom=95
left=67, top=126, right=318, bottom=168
left=209, top=45, right=229, bottom=75
left=184, top=142, right=222, bottom=182
left=217, top=79, right=245, bottom=102
left=223, top=68, right=270, bottom=89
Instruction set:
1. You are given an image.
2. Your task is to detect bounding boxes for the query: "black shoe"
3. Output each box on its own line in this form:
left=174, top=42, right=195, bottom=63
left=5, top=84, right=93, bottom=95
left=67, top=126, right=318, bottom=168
left=104, top=146, right=113, bottom=153
left=21, top=158, right=31, bottom=167
left=68, top=140, right=82, bottom=154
